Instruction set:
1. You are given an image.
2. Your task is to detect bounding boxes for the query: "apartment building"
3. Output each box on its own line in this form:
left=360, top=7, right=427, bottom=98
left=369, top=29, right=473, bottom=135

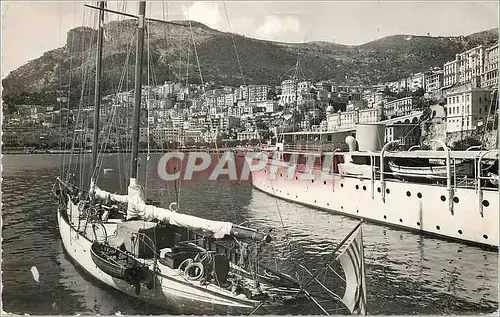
left=445, top=87, right=493, bottom=133
left=425, top=71, right=444, bottom=92
left=279, top=79, right=297, bottom=106
left=444, top=59, right=459, bottom=87
left=458, top=46, right=484, bottom=85
left=482, top=43, right=499, bottom=89
left=384, top=96, right=419, bottom=118
left=410, top=73, right=425, bottom=91
left=248, top=85, right=271, bottom=103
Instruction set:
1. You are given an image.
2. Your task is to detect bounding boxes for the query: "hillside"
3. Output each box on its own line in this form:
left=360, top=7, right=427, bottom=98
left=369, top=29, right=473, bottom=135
left=2, top=18, right=498, bottom=106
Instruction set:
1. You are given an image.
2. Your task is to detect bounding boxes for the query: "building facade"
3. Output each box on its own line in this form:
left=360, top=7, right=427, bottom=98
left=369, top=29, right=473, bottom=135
left=482, top=43, right=499, bottom=89
left=445, top=87, right=493, bottom=133
left=457, top=45, right=484, bottom=85
left=425, top=71, right=444, bottom=92
left=384, top=96, right=419, bottom=118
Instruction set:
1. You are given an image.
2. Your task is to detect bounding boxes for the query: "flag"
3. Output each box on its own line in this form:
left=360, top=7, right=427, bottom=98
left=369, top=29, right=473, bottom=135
left=336, top=225, right=367, bottom=315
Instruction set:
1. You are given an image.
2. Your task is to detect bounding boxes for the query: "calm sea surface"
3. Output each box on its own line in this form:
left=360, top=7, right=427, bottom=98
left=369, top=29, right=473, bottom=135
left=1, top=153, right=498, bottom=315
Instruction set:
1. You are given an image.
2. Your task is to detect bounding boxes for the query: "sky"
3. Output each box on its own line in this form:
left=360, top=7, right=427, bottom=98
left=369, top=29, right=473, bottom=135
left=1, top=1, right=498, bottom=78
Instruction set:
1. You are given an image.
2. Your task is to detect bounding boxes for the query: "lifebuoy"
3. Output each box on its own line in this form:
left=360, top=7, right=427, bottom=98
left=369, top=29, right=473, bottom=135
left=184, top=262, right=204, bottom=281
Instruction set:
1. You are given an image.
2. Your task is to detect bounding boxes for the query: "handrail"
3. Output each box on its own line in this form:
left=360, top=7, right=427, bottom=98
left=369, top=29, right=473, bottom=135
left=408, top=145, right=421, bottom=151
left=477, top=149, right=498, bottom=217
left=368, top=150, right=375, bottom=199
left=380, top=140, right=399, bottom=203
left=430, top=140, right=453, bottom=215
left=466, top=145, right=482, bottom=151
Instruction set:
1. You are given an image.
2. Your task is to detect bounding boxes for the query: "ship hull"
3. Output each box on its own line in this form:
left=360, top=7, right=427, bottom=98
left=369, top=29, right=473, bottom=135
left=251, top=162, right=499, bottom=249
left=56, top=199, right=262, bottom=314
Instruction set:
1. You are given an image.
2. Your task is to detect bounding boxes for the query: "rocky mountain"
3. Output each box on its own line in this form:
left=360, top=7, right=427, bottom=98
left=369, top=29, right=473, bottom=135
left=2, top=18, right=498, bottom=106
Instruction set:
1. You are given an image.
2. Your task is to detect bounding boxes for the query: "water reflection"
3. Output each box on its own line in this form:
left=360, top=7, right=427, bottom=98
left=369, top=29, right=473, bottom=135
left=1, top=154, right=498, bottom=315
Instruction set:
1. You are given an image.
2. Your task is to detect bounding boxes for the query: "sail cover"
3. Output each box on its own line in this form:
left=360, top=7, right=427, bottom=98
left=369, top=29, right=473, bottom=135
left=90, top=178, right=233, bottom=239
left=336, top=226, right=367, bottom=315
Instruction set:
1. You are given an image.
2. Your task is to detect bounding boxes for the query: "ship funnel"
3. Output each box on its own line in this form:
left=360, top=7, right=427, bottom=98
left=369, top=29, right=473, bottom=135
left=345, top=135, right=357, bottom=152
left=355, top=123, right=386, bottom=151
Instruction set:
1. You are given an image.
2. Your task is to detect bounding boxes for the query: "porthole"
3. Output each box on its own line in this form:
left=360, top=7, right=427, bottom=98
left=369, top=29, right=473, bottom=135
left=406, top=191, right=411, bottom=197
left=296, top=195, right=298, bottom=198
left=341, top=183, right=344, bottom=188
left=386, top=188, right=390, bottom=194
left=362, top=185, right=367, bottom=191
left=483, top=200, right=490, bottom=207
left=311, top=180, right=314, bottom=183
left=440, top=195, right=446, bottom=202
left=356, top=209, right=359, bottom=213
left=399, top=218, right=403, bottom=223
left=458, top=230, right=463, bottom=234
left=377, top=187, right=381, bottom=193
left=383, top=215, right=387, bottom=219
left=417, top=222, right=421, bottom=226
left=436, top=225, right=441, bottom=230
left=280, top=173, right=283, bottom=177
left=417, top=192, right=422, bottom=199
left=287, top=193, right=289, bottom=196
left=295, top=176, right=298, bottom=180
left=327, top=203, right=330, bottom=206
left=355, top=185, right=359, bottom=190
left=314, top=200, right=317, bottom=203
left=453, top=197, right=459, bottom=203
left=483, top=234, right=488, bottom=240
left=324, top=181, right=327, bottom=185
left=341, top=206, right=344, bottom=209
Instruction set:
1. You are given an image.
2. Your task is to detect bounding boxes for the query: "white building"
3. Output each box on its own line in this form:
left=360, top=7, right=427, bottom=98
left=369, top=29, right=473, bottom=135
left=458, top=45, right=484, bottom=85
left=444, top=59, right=459, bottom=87
left=425, top=71, right=444, bottom=93
left=445, top=87, right=493, bottom=133
left=384, top=96, right=419, bottom=118
left=482, top=43, right=499, bottom=89
left=279, top=79, right=297, bottom=106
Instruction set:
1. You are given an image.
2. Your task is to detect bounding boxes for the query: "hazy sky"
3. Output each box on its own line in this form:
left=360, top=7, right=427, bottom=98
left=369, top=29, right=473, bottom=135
left=2, top=1, right=498, bottom=77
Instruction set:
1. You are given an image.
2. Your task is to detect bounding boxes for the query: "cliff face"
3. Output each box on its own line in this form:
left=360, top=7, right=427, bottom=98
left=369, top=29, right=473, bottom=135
left=2, top=18, right=498, bottom=106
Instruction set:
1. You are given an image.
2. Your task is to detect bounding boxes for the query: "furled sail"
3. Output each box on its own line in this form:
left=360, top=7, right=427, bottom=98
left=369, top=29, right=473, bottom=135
left=90, top=178, right=232, bottom=238
left=336, top=226, right=367, bottom=315
left=90, top=179, right=270, bottom=242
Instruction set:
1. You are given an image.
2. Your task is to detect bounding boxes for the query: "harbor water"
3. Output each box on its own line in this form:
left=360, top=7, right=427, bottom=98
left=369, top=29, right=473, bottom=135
left=2, top=153, right=498, bottom=315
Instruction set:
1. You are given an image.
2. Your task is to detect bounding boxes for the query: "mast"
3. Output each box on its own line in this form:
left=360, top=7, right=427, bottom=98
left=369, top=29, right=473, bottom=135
left=130, top=1, right=146, bottom=179
left=91, top=1, right=105, bottom=176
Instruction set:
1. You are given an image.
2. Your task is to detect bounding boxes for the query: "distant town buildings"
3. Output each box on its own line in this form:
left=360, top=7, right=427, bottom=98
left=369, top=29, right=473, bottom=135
left=3, top=40, right=498, bottom=150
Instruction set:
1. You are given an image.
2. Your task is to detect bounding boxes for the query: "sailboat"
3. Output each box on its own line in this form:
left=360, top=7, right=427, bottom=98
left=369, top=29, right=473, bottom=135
left=52, top=1, right=368, bottom=314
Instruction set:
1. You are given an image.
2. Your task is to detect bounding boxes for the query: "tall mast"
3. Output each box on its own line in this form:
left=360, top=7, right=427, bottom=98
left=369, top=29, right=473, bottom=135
left=130, top=1, right=146, bottom=179
left=91, top=1, right=105, bottom=176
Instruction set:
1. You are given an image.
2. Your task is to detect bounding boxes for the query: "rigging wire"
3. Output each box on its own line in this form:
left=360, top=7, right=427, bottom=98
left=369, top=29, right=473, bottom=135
left=145, top=5, right=152, bottom=201
left=60, top=2, right=79, bottom=179
left=66, top=3, right=97, bottom=184
left=222, top=2, right=246, bottom=86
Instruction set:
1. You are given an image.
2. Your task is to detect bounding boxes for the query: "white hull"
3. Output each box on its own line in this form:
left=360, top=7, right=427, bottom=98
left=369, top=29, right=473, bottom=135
left=251, top=163, right=499, bottom=248
left=57, top=199, right=260, bottom=314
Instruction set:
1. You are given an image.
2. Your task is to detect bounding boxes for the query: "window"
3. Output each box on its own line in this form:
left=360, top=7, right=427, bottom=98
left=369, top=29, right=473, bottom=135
left=479, top=97, right=482, bottom=103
